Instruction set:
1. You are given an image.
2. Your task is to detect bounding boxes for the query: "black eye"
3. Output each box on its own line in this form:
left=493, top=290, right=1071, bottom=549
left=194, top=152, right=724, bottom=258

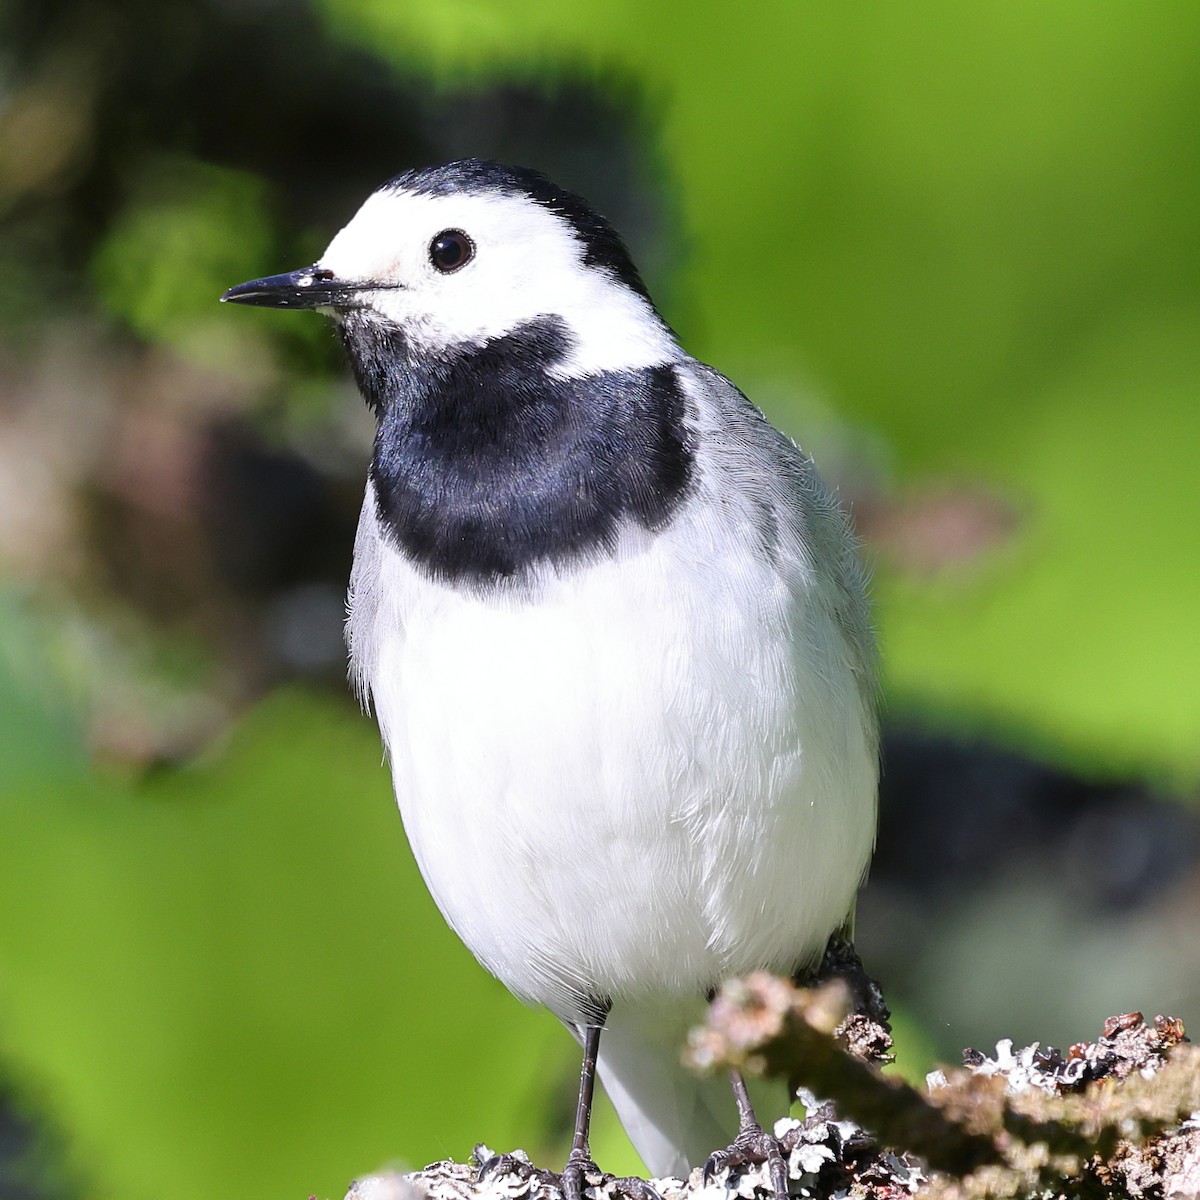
left=429, top=229, right=474, bottom=273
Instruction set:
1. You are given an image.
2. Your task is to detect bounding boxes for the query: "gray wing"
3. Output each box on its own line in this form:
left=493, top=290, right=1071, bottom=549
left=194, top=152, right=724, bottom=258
left=678, top=359, right=880, bottom=932
left=678, top=358, right=878, bottom=714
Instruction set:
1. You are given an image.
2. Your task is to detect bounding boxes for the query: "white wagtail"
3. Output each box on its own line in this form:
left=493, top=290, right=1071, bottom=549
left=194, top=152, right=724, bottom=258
left=222, top=160, right=878, bottom=1194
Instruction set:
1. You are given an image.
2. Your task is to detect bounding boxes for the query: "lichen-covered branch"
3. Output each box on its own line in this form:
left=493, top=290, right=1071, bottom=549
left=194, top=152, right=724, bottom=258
left=685, top=974, right=1199, bottom=1199
left=685, top=973, right=1000, bottom=1176
left=334, top=973, right=1200, bottom=1200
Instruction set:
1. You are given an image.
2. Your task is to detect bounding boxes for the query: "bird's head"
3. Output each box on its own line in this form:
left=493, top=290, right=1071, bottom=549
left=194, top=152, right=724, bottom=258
left=222, top=160, right=677, bottom=378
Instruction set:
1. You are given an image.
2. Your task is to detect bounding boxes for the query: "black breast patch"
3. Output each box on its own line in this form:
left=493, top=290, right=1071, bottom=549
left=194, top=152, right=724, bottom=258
left=343, top=315, right=695, bottom=586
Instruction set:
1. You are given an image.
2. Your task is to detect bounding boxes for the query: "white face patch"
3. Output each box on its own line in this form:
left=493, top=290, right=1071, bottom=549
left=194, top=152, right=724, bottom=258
left=316, top=186, right=680, bottom=376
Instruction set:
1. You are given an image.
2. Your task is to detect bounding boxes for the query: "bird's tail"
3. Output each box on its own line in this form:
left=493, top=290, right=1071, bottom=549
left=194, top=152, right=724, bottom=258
left=593, top=999, right=790, bottom=1180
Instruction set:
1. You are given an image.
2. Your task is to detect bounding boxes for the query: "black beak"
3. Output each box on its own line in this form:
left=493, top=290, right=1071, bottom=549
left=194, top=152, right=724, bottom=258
left=220, top=266, right=357, bottom=309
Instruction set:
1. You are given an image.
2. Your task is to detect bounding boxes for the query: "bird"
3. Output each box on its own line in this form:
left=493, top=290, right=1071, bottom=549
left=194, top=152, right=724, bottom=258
left=221, top=159, right=878, bottom=1194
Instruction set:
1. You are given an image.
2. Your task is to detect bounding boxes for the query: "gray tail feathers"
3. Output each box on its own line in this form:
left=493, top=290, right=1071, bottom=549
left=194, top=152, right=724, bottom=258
left=592, top=1000, right=790, bottom=1180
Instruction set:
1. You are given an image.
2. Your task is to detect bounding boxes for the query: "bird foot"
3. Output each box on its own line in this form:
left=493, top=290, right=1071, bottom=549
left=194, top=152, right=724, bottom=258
left=474, top=1146, right=557, bottom=1191
left=557, top=1148, right=662, bottom=1200
left=475, top=1146, right=660, bottom=1200
left=703, top=1124, right=792, bottom=1197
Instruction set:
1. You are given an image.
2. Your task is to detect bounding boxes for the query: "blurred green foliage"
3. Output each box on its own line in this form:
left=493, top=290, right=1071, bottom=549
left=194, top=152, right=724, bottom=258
left=2, top=1, right=1199, bottom=1199
left=91, top=159, right=276, bottom=357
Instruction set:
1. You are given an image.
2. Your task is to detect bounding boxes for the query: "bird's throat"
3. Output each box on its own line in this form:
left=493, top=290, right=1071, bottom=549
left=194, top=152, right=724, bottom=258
left=341, top=315, right=695, bottom=586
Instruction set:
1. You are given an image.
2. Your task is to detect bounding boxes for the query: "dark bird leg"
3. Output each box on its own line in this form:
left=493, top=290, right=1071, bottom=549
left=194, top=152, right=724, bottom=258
left=559, top=1020, right=661, bottom=1200
left=558, top=1022, right=604, bottom=1200
left=478, top=1013, right=659, bottom=1200
left=703, top=1069, right=790, bottom=1197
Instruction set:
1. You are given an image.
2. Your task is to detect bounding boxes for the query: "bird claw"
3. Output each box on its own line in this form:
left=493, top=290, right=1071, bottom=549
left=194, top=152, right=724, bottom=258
left=557, top=1149, right=662, bottom=1200
left=703, top=1124, right=791, bottom=1197
left=475, top=1146, right=661, bottom=1200
left=475, top=1146, right=557, bottom=1190
left=604, top=1176, right=663, bottom=1200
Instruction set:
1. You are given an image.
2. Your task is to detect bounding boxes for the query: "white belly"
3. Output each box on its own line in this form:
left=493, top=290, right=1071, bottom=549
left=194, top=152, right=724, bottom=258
left=351, top=494, right=876, bottom=1024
